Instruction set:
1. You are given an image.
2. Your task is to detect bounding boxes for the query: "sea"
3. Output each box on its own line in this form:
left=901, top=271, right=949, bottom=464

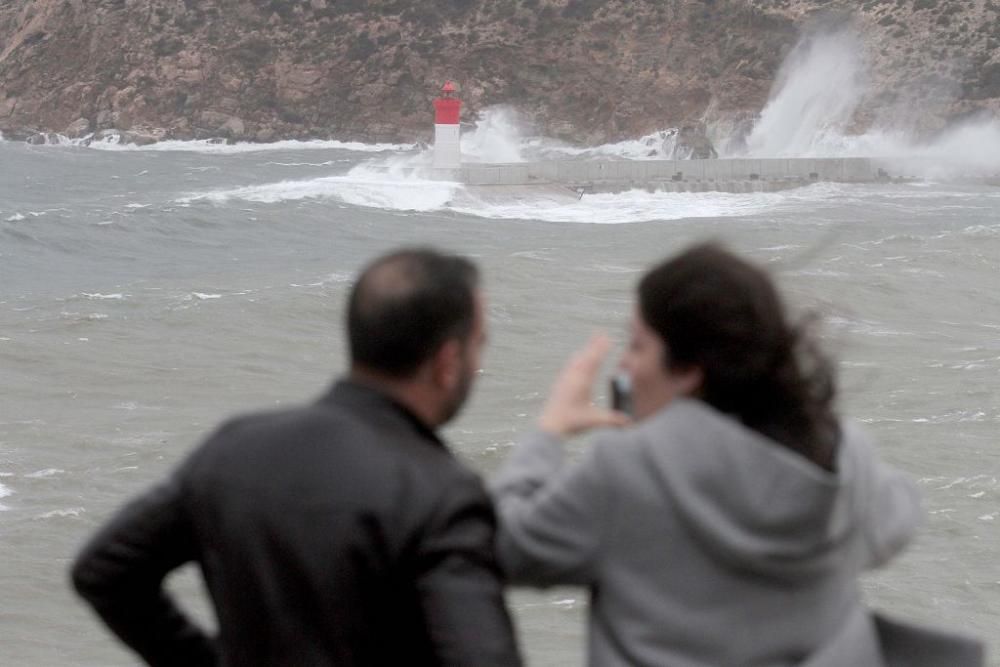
left=2, top=123, right=1000, bottom=666
left=7, top=19, right=1000, bottom=663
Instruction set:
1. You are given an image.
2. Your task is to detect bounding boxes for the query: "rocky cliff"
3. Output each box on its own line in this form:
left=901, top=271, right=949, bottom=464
left=1, top=0, right=998, bottom=151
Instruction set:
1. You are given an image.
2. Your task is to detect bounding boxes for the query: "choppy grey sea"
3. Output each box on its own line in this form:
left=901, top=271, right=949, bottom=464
left=2, top=136, right=999, bottom=665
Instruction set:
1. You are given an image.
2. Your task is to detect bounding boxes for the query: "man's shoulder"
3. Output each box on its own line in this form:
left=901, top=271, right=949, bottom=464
left=202, top=402, right=348, bottom=446
left=191, top=400, right=469, bottom=480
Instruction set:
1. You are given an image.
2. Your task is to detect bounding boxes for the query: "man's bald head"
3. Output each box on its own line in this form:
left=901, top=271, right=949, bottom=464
left=347, top=248, right=480, bottom=378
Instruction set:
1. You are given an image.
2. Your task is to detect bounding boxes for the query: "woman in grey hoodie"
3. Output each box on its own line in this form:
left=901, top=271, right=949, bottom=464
left=493, top=243, right=980, bottom=666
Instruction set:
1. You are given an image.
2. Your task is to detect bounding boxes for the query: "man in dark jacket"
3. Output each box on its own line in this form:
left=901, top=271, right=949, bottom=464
left=71, top=247, right=522, bottom=666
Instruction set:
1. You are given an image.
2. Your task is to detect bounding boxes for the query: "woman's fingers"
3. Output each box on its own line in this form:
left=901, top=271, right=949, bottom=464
left=538, top=334, right=630, bottom=436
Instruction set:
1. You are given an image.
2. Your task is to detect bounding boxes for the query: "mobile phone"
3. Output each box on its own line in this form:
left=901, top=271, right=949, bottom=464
left=610, top=373, right=633, bottom=416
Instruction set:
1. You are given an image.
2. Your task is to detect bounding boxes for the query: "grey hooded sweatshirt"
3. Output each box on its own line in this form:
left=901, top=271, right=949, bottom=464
left=492, top=398, right=924, bottom=667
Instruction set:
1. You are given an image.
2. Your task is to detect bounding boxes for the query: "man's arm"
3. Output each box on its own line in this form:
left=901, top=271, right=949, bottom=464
left=70, top=472, right=217, bottom=666
left=414, top=475, right=523, bottom=667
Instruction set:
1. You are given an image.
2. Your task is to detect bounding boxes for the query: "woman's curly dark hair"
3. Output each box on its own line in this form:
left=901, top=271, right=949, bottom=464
left=639, top=242, right=840, bottom=470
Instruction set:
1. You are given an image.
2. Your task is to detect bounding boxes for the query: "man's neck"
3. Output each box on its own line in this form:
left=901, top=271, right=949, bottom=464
left=349, top=366, right=440, bottom=429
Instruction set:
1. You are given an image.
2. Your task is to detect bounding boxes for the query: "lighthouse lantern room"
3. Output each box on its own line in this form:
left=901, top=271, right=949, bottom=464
left=432, top=81, right=462, bottom=169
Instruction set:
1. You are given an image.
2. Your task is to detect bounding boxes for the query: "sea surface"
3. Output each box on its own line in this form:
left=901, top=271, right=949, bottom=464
left=2, top=137, right=999, bottom=665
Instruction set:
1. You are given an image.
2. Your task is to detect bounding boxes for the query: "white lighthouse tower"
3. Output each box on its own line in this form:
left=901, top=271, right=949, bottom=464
left=432, top=81, right=462, bottom=169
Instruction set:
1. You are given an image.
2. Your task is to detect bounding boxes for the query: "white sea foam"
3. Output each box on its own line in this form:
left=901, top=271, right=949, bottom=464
left=59, top=311, right=109, bottom=321
left=934, top=475, right=994, bottom=490
left=734, top=28, right=1000, bottom=176
left=25, top=468, right=65, bottom=479
left=745, top=30, right=866, bottom=158
left=37, top=507, right=84, bottom=519
left=461, top=107, right=528, bottom=163
left=760, top=244, right=803, bottom=252
left=551, top=598, right=579, bottom=609
left=179, top=159, right=849, bottom=222
left=590, top=264, right=641, bottom=274
left=826, top=315, right=912, bottom=338
left=179, top=162, right=460, bottom=212
left=0, top=481, right=12, bottom=509
left=111, top=402, right=171, bottom=413
left=542, top=129, right=688, bottom=160
left=90, top=139, right=416, bottom=155
left=449, top=187, right=793, bottom=224
left=81, top=293, right=125, bottom=300
left=85, top=135, right=417, bottom=154
left=458, top=107, right=688, bottom=161
left=5, top=213, right=25, bottom=221
left=290, top=272, right=353, bottom=288
left=262, top=160, right=345, bottom=167
left=190, top=293, right=222, bottom=300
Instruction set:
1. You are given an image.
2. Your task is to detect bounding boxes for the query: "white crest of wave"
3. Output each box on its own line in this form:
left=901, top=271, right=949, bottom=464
left=541, top=129, right=686, bottom=160
left=460, top=107, right=527, bottom=163
left=25, top=468, right=65, bottom=479
left=456, top=107, right=686, bottom=161
left=37, top=507, right=85, bottom=519
left=0, top=482, right=11, bottom=498
left=81, top=292, right=124, bottom=300
left=739, top=28, right=1000, bottom=175
left=745, top=30, right=866, bottom=158
left=32, top=132, right=417, bottom=154
left=181, top=160, right=459, bottom=212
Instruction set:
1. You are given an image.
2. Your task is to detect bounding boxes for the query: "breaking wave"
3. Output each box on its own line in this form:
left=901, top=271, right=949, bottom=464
left=177, top=162, right=459, bottom=211
left=733, top=28, right=1000, bottom=175
left=178, top=159, right=855, bottom=223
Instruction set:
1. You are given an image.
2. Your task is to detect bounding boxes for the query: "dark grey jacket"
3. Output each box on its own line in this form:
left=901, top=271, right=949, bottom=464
left=72, top=380, right=521, bottom=667
left=493, top=398, right=979, bottom=666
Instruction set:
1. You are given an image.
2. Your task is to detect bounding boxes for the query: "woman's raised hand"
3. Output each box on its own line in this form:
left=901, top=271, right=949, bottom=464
left=538, top=334, right=631, bottom=437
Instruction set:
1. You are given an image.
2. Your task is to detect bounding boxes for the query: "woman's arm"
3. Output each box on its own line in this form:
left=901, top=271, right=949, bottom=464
left=491, top=431, right=613, bottom=586
left=490, top=335, right=628, bottom=586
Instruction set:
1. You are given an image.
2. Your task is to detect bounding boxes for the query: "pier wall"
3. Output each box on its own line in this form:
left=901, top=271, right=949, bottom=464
left=453, top=157, right=904, bottom=193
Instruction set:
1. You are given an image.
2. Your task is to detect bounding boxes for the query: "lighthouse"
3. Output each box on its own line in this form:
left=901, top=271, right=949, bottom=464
left=432, top=81, right=462, bottom=169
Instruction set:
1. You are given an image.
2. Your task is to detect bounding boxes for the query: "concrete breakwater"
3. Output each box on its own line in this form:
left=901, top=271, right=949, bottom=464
left=446, top=157, right=924, bottom=193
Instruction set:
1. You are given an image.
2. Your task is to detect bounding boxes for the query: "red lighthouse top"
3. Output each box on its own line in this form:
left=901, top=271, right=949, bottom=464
left=433, top=81, right=461, bottom=125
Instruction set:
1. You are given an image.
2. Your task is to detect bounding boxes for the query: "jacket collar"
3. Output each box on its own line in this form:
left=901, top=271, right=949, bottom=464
left=320, top=378, right=446, bottom=449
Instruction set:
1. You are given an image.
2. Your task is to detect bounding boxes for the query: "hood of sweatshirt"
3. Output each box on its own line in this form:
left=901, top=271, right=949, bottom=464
left=638, top=398, right=873, bottom=581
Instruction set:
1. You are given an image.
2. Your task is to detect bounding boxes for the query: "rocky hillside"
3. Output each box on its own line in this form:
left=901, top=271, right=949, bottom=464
left=0, top=0, right=998, bottom=150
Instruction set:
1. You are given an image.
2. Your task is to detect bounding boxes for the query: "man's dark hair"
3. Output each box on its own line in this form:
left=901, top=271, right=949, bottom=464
left=348, top=248, right=479, bottom=378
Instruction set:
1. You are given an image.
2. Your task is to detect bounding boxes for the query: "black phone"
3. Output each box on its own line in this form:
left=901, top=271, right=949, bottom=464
left=610, top=373, right=632, bottom=416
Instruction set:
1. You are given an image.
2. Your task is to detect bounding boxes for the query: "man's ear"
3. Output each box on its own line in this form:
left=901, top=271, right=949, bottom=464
left=430, top=339, right=463, bottom=390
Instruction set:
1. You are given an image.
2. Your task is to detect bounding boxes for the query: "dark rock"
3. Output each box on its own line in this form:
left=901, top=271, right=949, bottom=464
left=63, top=117, right=91, bottom=138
